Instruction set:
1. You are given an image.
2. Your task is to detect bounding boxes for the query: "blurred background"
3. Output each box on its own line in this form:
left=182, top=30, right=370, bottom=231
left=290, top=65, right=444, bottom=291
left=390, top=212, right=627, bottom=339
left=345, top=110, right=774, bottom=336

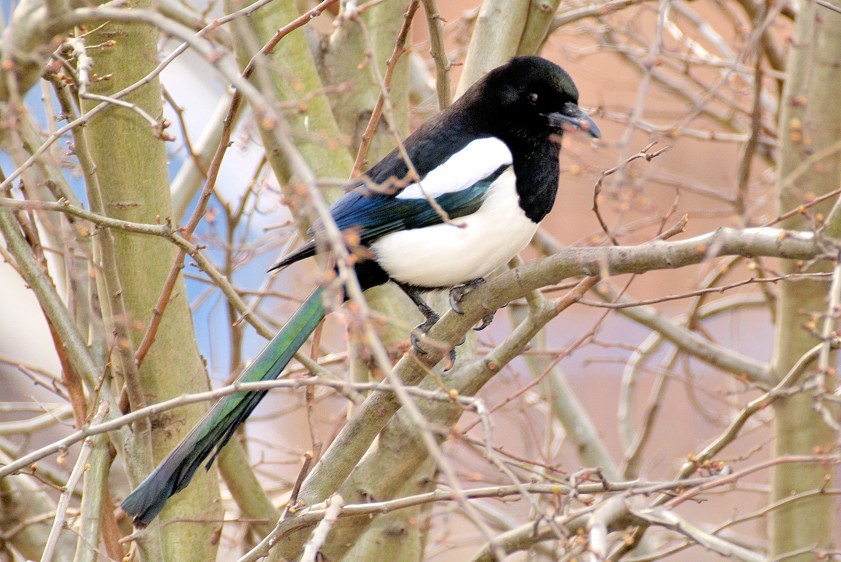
left=1, top=0, right=837, bottom=560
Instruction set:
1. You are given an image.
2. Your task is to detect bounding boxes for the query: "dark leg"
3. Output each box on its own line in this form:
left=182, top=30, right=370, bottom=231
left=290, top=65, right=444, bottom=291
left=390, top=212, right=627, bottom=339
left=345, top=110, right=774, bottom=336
left=396, top=283, right=439, bottom=354
left=398, top=283, right=439, bottom=326
left=449, top=278, right=495, bottom=331
left=397, top=283, right=458, bottom=366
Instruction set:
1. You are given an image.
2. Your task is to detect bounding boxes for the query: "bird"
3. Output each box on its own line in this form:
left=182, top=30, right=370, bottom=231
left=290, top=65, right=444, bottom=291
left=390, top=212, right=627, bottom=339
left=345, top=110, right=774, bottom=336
left=121, top=55, right=600, bottom=525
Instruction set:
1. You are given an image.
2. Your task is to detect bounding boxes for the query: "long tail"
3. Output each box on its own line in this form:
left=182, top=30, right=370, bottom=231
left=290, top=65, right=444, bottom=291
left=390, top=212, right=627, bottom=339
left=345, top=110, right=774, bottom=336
left=121, top=286, right=326, bottom=526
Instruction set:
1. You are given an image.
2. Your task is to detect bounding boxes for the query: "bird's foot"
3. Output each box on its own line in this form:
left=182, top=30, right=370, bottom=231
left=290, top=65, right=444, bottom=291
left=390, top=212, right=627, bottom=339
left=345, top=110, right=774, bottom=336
left=410, top=315, right=439, bottom=357
left=410, top=314, right=462, bottom=369
left=474, top=311, right=495, bottom=331
left=448, top=278, right=486, bottom=314
left=449, top=278, right=494, bottom=330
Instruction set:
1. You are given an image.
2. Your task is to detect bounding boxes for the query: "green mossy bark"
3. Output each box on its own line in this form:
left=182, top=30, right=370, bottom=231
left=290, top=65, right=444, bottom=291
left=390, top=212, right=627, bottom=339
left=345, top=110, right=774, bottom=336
left=516, top=0, right=563, bottom=55
left=224, top=0, right=353, bottom=225
left=79, top=3, right=221, bottom=559
left=316, top=0, right=417, bottom=396
left=320, top=1, right=411, bottom=166
left=221, top=3, right=419, bottom=557
left=319, top=4, right=425, bottom=559
left=770, top=1, right=841, bottom=558
left=338, top=457, right=436, bottom=562
left=456, top=0, right=531, bottom=95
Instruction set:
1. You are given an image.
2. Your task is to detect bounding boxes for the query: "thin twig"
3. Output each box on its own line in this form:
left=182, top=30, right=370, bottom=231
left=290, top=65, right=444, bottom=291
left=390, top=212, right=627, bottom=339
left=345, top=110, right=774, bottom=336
left=0, top=377, right=485, bottom=479
left=288, top=451, right=315, bottom=511
left=420, top=0, right=451, bottom=110
left=632, top=507, right=765, bottom=562
left=351, top=0, right=420, bottom=176
left=593, top=141, right=672, bottom=245
left=580, top=272, right=829, bottom=309
left=39, top=402, right=108, bottom=562
left=133, top=0, right=339, bottom=369
left=299, top=494, right=344, bottom=562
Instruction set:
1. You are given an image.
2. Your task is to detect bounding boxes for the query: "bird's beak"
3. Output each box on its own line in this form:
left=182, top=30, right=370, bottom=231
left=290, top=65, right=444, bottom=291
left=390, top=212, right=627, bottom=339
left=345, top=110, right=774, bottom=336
left=546, top=102, right=601, bottom=138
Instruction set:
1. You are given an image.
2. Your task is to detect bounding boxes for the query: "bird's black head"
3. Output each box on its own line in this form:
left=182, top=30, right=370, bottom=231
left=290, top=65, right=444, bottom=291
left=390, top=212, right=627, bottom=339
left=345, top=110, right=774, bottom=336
left=466, top=56, right=600, bottom=143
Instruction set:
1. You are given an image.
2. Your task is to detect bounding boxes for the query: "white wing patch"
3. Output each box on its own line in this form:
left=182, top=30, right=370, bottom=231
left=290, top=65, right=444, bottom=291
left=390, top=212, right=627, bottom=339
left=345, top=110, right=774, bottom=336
left=372, top=168, right=538, bottom=288
left=396, top=137, right=513, bottom=200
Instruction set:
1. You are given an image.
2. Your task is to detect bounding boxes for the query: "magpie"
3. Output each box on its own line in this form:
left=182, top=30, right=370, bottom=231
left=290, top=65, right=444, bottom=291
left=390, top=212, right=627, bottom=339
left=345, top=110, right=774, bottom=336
left=121, top=55, right=600, bottom=525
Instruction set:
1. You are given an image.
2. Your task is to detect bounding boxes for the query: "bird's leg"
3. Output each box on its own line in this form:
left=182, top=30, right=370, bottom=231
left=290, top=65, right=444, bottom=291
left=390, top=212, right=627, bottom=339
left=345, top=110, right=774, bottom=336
left=449, top=278, right=495, bottom=330
left=397, top=283, right=458, bottom=366
left=400, top=284, right=439, bottom=353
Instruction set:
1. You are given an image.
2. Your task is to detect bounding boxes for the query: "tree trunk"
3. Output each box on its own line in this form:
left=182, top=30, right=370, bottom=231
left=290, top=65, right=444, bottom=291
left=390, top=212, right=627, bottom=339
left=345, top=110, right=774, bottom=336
left=79, top=3, right=222, bottom=559
left=770, top=0, right=841, bottom=558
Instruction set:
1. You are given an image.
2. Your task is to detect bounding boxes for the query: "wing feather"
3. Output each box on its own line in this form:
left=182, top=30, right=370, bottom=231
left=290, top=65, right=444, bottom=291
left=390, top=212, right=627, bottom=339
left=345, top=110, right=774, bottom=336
left=271, top=136, right=512, bottom=271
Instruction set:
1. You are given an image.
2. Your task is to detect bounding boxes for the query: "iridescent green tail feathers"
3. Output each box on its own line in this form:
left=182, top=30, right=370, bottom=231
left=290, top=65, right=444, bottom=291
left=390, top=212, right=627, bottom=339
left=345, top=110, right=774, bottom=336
left=120, top=287, right=326, bottom=526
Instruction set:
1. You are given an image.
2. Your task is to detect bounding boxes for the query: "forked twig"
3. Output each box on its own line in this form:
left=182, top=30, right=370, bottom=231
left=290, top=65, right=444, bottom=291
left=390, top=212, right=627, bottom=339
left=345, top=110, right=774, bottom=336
left=593, top=141, right=672, bottom=245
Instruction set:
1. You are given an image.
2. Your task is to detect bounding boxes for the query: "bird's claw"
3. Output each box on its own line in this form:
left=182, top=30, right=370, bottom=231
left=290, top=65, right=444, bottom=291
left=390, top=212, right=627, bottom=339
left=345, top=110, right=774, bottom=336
left=409, top=330, right=426, bottom=356
left=411, top=279, right=487, bottom=365
left=449, top=278, right=487, bottom=315
left=450, top=279, right=494, bottom=330
left=474, top=311, right=495, bottom=331
left=410, top=316, right=439, bottom=356
left=410, top=318, right=463, bottom=369
left=443, top=348, right=457, bottom=372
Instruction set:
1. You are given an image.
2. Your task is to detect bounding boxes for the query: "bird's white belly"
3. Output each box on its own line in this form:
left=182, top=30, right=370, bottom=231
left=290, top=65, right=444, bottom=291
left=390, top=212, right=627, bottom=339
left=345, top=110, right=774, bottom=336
left=370, top=169, right=539, bottom=288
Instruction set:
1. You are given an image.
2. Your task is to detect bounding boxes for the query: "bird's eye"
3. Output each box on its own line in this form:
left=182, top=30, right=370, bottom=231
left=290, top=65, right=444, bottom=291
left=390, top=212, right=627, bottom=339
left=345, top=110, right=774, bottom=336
left=527, top=92, right=539, bottom=105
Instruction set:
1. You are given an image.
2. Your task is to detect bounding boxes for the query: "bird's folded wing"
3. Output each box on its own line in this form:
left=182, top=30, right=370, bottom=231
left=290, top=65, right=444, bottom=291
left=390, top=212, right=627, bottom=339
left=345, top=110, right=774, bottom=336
left=272, top=136, right=512, bottom=270
left=331, top=165, right=509, bottom=241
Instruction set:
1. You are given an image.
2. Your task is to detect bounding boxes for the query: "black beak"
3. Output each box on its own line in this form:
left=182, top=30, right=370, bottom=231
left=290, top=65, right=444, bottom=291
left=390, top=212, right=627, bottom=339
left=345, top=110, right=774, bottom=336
left=546, top=102, right=601, bottom=138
